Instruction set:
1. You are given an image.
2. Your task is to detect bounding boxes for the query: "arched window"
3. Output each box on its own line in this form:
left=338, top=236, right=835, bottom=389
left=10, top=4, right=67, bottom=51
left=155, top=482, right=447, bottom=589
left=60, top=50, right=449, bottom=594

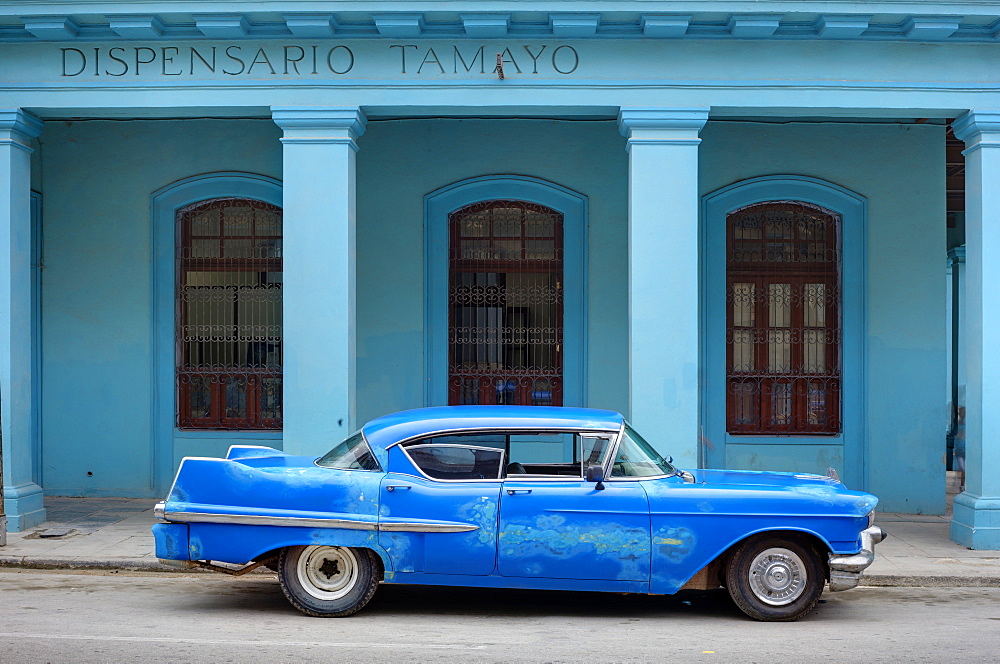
left=448, top=200, right=564, bottom=406
left=726, top=201, right=841, bottom=434
left=176, top=198, right=282, bottom=429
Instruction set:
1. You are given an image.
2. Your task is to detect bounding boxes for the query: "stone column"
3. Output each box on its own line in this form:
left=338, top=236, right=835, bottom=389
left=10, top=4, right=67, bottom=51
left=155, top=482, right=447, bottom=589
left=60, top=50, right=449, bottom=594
left=0, top=109, right=45, bottom=531
left=272, top=107, right=366, bottom=456
left=617, top=108, right=709, bottom=466
left=951, top=111, right=1000, bottom=549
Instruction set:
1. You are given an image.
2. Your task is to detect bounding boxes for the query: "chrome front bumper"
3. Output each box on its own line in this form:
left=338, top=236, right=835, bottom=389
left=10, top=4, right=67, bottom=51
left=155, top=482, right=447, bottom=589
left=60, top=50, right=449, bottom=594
left=827, top=525, right=888, bottom=592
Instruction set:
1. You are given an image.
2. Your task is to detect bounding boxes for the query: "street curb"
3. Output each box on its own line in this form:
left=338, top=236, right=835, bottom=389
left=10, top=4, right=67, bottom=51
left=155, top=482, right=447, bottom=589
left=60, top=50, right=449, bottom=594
left=0, top=556, right=195, bottom=573
left=862, top=574, right=1000, bottom=588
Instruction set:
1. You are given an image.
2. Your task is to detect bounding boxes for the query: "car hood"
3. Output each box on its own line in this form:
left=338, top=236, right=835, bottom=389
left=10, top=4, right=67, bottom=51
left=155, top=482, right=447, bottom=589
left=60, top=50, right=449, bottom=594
left=689, top=468, right=842, bottom=489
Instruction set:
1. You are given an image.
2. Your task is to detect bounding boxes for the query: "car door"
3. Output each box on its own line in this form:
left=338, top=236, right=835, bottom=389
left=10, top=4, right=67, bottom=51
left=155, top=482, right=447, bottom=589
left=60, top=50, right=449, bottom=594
left=378, top=435, right=504, bottom=576
left=497, top=432, right=651, bottom=582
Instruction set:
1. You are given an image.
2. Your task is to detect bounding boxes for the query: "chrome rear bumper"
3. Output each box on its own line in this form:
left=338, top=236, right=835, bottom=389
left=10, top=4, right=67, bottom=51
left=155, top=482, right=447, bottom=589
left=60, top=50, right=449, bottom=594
left=828, top=525, right=887, bottom=592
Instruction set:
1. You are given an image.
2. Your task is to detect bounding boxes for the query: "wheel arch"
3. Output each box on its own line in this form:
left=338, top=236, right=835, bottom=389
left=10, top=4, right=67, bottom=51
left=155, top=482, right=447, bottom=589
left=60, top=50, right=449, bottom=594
left=677, top=527, right=833, bottom=592
left=716, top=528, right=832, bottom=581
left=183, top=523, right=395, bottom=578
left=252, top=542, right=392, bottom=579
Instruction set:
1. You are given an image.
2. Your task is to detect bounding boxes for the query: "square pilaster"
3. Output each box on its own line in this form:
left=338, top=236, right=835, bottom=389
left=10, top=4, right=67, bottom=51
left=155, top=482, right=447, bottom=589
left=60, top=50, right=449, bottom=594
left=618, top=108, right=709, bottom=466
left=1, top=108, right=45, bottom=532
left=272, top=107, right=366, bottom=457
left=951, top=110, right=1000, bottom=549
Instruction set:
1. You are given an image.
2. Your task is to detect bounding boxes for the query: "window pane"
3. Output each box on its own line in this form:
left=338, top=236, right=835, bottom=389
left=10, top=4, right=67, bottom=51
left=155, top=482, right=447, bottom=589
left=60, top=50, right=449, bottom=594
left=508, top=433, right=575, bottom=466
left=407, top=445, right=503, bottom=480
left=732, top=282, right=755, bottom=327
left=317, top=432, right=381, bottom=471
left=732, top=330, right=754, bottom=372
left=771, top=382, right=793, bottom=428
left=804, top=283, right=826, bottom=327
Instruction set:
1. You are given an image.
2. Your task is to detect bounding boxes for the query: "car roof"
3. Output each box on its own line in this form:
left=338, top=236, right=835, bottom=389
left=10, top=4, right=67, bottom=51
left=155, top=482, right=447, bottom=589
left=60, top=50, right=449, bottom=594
left=361, top=405, right=624, bottom=452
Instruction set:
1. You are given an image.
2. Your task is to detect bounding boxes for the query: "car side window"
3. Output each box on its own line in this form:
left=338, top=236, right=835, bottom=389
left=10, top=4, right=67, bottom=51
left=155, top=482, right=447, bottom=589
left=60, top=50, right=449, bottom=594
left=316, top=432, right=381, bottom=471
left=404, top=436, right=505, bottom=480
left=506, top=432, right=612, bottom=478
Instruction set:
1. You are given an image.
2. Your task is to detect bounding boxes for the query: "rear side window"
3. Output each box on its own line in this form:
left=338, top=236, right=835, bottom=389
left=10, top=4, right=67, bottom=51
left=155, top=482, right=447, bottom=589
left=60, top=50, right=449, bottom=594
left=317, top=432, right=381, bottom=471
left=406, top=444, right=504, bottom=481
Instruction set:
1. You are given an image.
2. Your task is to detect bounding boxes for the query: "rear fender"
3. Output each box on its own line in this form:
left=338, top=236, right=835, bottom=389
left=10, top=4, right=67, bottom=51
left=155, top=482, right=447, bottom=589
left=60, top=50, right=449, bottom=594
left=186, top=522, right=394, bottom=577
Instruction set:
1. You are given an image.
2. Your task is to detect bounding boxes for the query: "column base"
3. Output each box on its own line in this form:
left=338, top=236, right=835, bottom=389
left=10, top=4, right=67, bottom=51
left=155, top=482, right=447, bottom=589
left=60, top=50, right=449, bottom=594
left=2, top=481, right=46, bottom=532
left=950, top=491, right=1000, bottom=550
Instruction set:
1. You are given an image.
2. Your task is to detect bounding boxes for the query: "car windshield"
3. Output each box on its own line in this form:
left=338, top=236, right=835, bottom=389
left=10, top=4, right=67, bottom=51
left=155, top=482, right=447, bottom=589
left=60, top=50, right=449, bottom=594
left=316, top=432, right=381, bottom=471
left=611, top=425, right=678, bottom=478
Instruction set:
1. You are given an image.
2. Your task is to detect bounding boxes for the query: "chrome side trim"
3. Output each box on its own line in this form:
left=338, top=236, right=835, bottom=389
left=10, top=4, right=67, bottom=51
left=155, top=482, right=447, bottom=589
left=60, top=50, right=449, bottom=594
left=160, top=509, right=479, bottom=533
left=154, top=501, right=167, bottom=523
left=827, top=525, right=887, bottom=592
left=384, top=426, right=619, bottom=451
left=163, top=510, right=378, bottom=530
left=378, top=522, right=479, bottom=533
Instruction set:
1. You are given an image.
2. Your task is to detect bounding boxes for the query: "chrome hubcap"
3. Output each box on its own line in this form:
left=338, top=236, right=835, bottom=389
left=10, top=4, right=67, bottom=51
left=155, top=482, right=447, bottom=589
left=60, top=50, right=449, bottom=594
left=748, top=547, right=807, bottom=606
left=297, top=546, right=359, bottom=601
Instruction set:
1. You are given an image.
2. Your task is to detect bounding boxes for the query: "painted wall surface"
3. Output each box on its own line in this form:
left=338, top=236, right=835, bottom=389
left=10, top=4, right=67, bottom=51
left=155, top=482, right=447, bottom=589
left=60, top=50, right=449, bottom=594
left=699, top=121, right=946, bottom=513
left=354, top=119, right=629, bottom=426
left=39, top=119, right=282, bottom=496
left=36, top=115, right=944, bottom=514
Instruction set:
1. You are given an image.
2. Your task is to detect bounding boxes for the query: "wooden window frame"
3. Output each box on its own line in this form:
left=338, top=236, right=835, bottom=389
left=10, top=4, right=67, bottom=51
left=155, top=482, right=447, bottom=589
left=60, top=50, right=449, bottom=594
left=447, top=199, right=565, bottom=407
left=176, top=197, right=282, bottom=430
left=725, top=201, right=842, bottom=435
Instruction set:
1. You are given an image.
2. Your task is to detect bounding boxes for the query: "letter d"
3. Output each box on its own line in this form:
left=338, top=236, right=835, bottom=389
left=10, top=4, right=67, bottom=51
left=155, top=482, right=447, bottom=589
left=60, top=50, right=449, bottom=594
left=61, top=48, right=87, bottom=76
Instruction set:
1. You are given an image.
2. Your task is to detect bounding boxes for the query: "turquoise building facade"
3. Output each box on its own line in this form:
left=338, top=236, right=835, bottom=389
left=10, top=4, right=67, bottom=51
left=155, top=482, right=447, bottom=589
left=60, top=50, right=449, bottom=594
left=0, top=1, right=997, bottom=548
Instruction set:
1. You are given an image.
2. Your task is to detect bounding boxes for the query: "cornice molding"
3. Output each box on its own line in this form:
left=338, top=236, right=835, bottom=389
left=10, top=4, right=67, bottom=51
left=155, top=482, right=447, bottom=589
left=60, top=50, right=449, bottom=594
left=3, top=9, right=1000, bottom=43
left=953, top=111, right=1000, bottom=153
left=272, top=106, right=367, bottom=150
left=618, top=107, right=710, bottom=134
left=0, top=109, right=45, bottom=146
left=618, top=107, right=709, bottom=152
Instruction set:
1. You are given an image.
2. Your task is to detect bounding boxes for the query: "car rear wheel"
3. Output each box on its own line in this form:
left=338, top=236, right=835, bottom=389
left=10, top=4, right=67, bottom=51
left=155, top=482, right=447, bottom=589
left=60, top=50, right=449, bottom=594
left=278, top=545, right=380, bottom=617
left=725, top=535, right=825, bottom=621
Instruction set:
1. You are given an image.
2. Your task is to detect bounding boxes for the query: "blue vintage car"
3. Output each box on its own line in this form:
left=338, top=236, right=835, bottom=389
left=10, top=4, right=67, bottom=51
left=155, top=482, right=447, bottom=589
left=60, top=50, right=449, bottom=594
left=153, top=406, right=885, bottom=621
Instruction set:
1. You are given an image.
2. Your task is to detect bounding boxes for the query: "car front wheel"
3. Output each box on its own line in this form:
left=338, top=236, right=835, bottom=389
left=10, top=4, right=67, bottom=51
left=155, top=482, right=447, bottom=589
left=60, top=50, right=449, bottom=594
left=725, top=535, right=825, bottom=621
left=278, top=545, right=380, bottom=617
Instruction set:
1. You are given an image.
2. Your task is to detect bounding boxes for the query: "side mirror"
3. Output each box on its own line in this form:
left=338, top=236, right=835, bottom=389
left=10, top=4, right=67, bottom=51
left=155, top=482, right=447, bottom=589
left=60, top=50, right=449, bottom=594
left=585, top=464, right=606, bottom=491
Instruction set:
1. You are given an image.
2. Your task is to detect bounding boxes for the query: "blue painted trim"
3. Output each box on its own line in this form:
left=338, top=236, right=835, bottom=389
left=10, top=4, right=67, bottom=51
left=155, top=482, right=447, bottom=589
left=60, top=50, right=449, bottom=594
left=3, top=11, right=1000, bottom=44
left=30, top=190, right=41, bottom=488
left=701, top=176, right=868, bottom=490
left=424, top=175, right=588, bottom=408
left=149, top=172, right=283, bottom=494
left=5, top=80, right=999, bottom=94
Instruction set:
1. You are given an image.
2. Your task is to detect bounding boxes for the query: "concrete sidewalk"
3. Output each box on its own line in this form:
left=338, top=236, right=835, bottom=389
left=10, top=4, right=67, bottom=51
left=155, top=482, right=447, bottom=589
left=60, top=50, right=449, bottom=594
left=2, top=493, right=1000, bottom=586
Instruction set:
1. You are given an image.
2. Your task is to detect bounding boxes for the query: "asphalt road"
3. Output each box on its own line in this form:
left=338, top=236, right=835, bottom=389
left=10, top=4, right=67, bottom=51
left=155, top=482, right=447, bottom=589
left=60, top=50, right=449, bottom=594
left=0, top=569, right=997, bottom=663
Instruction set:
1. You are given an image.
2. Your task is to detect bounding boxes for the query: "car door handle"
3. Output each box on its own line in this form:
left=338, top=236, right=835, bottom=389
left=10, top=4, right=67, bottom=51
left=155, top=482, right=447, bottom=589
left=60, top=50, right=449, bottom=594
left=386, top=485, right=411, bottom=492
left=506, top=489, right=532, bottom=495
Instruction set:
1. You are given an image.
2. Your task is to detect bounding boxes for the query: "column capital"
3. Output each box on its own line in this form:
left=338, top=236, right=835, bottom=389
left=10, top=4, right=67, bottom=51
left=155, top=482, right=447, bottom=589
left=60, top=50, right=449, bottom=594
left=617, top=108, right=709, bottom=150
left=953, top=111, right=1000, bottom=154
left=271, top=106, right=367, bottom=150
left=0, top=109, right=43, bottom=152
left=948, top=245, right=966, bottom=265
left=618, top=108, right=709, bottom=134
